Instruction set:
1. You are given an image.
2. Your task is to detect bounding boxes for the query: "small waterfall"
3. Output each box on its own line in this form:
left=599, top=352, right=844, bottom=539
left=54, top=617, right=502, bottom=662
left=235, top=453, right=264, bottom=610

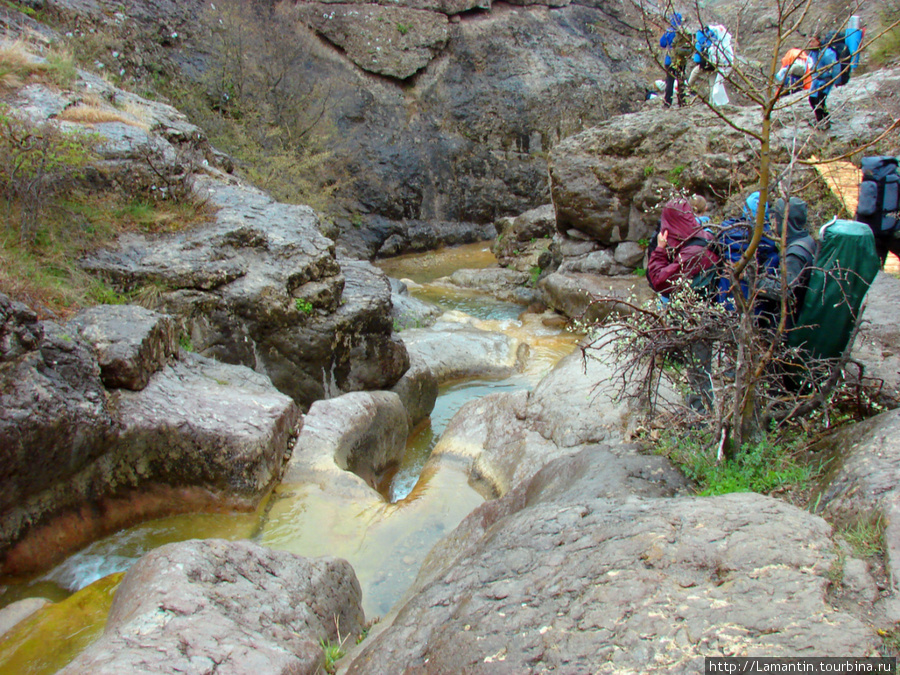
left=322, top=360, right=340, bottom=398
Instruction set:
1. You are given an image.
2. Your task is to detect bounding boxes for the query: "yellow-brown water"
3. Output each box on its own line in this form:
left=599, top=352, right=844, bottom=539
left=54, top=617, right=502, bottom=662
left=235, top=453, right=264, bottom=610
left=0, top=573, right=122, bottom=675
left=0, top=242, right=580, bottom=666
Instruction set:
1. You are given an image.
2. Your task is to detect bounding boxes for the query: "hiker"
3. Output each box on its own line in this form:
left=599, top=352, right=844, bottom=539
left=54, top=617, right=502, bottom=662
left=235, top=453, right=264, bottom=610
left=659, top=13, right=693, bottom=108
left=713, top=191, right=780, bottom=312
left=690, top=194, right=710, bottom=224
left=687, top=24, right=734, bottom=106
left=647, top=199, right=721, bottom=413
left=855, top=155, right=900, bottom=267
left=806, top=34, right=840, bottom=129
left=775, top=48, right=810, bottom=95
left=757, top=197, right=817, bottom=329
left=647, top=198, right=720, bottom=296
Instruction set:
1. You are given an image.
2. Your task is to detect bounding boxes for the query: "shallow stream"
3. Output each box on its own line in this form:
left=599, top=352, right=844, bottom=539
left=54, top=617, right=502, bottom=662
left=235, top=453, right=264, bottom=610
left=0, top=242, right=580, bottom=672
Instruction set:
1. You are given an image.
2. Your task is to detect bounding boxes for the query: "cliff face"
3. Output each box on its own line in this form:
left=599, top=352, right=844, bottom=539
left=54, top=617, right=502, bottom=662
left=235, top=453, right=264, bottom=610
left=39, top=0, right=654, bottom=256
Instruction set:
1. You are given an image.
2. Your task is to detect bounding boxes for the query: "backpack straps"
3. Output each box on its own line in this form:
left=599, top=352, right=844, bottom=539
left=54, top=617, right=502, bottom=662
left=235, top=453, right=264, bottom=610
left=791, top=237, right=818, bottom=263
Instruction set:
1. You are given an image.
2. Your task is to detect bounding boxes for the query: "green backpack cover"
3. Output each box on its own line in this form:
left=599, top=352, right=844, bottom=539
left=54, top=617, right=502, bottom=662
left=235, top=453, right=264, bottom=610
left=787, top=219, right=880, bottom=360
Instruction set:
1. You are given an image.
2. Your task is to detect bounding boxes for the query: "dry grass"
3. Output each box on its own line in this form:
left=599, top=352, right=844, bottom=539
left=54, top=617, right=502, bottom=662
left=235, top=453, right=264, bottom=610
left=0, top=39, right=43, bottom=90
left=56, top=103, right=148, bottom=129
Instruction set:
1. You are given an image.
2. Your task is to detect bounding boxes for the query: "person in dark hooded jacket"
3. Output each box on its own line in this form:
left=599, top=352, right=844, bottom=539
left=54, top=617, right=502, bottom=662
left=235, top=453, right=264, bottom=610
left=647, top=198, right=720, bottom=296
left=758, top=196, right=817, bottom=328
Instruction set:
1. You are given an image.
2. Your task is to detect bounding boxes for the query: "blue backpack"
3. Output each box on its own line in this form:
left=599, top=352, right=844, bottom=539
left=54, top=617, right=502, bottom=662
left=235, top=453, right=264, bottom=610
left=713, top=217, right=781, bottom=307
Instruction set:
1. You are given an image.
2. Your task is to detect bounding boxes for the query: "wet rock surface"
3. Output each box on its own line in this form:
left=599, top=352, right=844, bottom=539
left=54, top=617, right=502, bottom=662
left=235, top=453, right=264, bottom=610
left=346, top=462, right=875, bottom=673
left=283, top=390, right=409, bottom=495
left=81, top=180, right=409, bottom=409
left=0, top=302, right=299, bottom=574
left=399, top=311, right=525, bottom=382
left=59, top=539, right=364, bottom=675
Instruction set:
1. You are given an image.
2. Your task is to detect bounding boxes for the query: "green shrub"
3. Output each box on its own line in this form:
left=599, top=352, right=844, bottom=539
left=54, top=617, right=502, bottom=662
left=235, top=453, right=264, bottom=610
left=295, top=298, right=314, bottom=315
left=0, top=107, right=100, bottom=242
left=656, top=430, right=816, bottom=496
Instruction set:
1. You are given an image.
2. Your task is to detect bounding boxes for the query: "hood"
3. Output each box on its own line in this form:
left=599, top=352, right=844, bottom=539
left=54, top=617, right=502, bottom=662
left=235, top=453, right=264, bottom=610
left=660, top=199, right=703, bottom=246
left=741, top=191, right=770, bottom=222
left=773, top=197, right=809, bottom=242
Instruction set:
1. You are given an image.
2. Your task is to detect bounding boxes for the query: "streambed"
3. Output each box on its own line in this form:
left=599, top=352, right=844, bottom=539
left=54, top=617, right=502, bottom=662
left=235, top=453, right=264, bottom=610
left=0, top=243, right=580, bottom=671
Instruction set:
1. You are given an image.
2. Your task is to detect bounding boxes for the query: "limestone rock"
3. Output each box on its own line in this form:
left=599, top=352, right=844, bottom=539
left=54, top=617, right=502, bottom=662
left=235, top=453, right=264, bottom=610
left=442, top=267, right=538, bottom=304
left=537, top=271, right=650, bottom=323
left=400, top=313, right=524, bottom=382
left=297, top=4, right=450, bottom=80
left=0, top=293, right=42, bottom=362
left=0, top=332, right=298, bottom=574
left=388, top=277, right=443, bottom=331
left=112, top=353, right=299, bottom=497
left=812, top=408, right=900, bottom=594
left=548, top=68, right=900, bottom=246
left=284, top=391, right=409, bottom=494
left=346, top=465, right=877, bottom=673
left=69, top=304, right=176, bottom=391
left=59, top=539, right=364, bottom=675
left=81, top=180, right=409, bottom=409
left=492, top=204, right=556, bottom=272
left=0, top=597, right=51, bottom=639
left=0, top=319, right=115, bottom=528
left=390, top=351, right=439, bottom=428
left=852, top=271, right=900, bottom=401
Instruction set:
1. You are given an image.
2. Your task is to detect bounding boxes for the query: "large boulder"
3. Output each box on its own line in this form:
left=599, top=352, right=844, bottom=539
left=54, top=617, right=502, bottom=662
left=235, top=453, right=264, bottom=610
left=346, top=450, right=876, bottom=673
left=0, top=309, right=117, bottom=550
left=295, top=4, right=450, bottom=80
left=548, top=105, right=762, bottom=245
left=68, top=304, right=176, bottom=391
left=538, top=271, right=652, bottom=323
left=811, top=408, right=900, bottom=621
left=283, top=390, right=409, bottom=494
left=0, top=302, right=299, bottom=575
left=59, top=539, right=364, bottom=675
left=81, top=179, right=409, bottom=410
left=853, top=271, right=900, bottom=402
left=548, top=67, right=900, bottom=247
left=399, top=311, right=526, bottom=382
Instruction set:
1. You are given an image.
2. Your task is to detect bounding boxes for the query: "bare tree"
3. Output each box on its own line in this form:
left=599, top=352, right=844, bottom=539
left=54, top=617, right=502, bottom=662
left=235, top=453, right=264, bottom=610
left=586, top=0, right=900, bottom=451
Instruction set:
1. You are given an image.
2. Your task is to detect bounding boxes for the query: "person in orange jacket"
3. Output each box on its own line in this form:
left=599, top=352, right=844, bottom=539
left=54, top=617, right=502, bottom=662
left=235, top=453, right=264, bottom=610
left=775, top=48, right=811, bottom=94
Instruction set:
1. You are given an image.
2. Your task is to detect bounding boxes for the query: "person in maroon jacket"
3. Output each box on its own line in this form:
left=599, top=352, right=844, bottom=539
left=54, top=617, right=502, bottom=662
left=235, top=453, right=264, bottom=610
left=647, top=198, right=720, bottom=296
left=647, top=198, right=721, bottom=412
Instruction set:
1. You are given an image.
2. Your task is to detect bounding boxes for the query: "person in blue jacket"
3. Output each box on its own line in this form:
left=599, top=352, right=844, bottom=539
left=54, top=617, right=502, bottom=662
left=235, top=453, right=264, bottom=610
left=806, top=33, right=840, bottom=129
left=659, top=13, right=692, bottom=107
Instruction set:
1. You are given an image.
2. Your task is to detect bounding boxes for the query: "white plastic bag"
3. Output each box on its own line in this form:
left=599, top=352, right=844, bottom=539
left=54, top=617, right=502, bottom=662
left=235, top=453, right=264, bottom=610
left=711, top=72, right=729, bottom=106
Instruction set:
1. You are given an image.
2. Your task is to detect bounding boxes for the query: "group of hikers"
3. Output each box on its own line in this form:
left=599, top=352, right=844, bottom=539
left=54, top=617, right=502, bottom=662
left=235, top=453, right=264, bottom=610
left=658, top=12, right=864, bottom=129
left=644, top=153, right=900, bottom=411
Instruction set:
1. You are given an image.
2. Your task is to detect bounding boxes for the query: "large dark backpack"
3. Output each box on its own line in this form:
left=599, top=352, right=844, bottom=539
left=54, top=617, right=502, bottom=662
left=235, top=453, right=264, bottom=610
left=787, top=219, right=880, bottom=361
left=713, top=217, right=780, bottom=306
left=856, top=156, right=900, bottom=237
left=823, top=30, right=852, bottom=86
